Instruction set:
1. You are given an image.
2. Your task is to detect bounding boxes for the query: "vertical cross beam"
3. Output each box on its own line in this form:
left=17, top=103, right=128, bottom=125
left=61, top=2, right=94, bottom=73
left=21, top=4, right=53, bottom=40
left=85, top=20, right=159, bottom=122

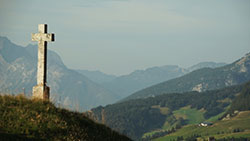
left=32, top=24, right=55, bottom=100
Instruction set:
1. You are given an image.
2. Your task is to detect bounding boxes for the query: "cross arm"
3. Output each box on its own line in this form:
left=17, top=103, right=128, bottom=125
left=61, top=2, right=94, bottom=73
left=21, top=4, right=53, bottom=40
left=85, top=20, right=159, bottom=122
left=32, top=33, right=55, bottom=42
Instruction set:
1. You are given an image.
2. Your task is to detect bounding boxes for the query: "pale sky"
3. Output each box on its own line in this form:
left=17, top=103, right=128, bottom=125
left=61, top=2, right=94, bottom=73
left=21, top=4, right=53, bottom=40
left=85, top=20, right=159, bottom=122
left=0, top=0, right=250, bottom=75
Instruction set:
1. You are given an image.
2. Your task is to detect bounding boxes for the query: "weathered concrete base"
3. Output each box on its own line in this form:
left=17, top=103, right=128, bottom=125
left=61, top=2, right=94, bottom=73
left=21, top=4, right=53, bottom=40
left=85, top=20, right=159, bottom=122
left=32, top=84, right=50, bottom=100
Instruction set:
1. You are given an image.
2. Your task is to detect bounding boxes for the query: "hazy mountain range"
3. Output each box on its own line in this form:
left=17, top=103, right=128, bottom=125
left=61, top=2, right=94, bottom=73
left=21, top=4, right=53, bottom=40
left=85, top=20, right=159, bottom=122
left=123, top=52, right=250, bottom=101
left=0, top=36, right=230, bottom=110
left=78, top=62, right=226, bottom=99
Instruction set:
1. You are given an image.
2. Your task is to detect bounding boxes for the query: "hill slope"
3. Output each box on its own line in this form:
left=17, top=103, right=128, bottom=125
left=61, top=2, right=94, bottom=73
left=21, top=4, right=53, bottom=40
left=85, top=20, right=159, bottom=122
left=0, top=94, right=131, bottom=140
left=124, top=53, right=250, bottom=101
left=0, top=36, right=118, bottom=111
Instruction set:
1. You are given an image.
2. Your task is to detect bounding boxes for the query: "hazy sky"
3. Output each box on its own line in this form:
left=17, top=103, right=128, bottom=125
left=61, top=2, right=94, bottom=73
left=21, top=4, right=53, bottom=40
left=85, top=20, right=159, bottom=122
left=0, top=0, right=250, bottom=75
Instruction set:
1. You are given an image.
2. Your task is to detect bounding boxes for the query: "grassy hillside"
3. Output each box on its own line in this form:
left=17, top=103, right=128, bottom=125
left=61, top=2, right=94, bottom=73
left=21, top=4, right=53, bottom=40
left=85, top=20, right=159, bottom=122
left=155, top=111, right=250, bottom=141
left=0, top=94, right=131, bottom=140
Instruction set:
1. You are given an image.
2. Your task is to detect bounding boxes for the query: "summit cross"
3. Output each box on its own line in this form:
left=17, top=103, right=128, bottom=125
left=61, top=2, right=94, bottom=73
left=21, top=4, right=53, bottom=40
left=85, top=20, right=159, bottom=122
left=32, top=24, right=55, bottom=100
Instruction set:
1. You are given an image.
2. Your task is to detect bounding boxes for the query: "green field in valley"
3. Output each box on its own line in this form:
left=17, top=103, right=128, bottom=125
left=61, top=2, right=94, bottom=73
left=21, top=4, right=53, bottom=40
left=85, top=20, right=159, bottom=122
left=154, top=111, right=250, bottom=141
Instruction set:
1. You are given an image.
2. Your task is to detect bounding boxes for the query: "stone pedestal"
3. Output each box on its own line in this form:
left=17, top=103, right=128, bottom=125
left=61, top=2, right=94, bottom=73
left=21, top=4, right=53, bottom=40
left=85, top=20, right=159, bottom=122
left=32, top=84, right=50, bottom=100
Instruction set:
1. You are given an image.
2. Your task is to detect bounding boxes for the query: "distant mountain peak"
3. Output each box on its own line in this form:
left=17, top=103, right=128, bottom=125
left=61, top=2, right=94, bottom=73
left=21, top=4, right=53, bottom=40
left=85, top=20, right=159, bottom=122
left=234, top=52, right=250, bottom=73
left=236, top=52, right=250, bottom=64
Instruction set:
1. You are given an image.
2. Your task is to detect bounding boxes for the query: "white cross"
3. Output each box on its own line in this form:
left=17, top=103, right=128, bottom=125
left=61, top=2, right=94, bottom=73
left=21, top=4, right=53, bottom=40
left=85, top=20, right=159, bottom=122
left=32, top=24, right=55, bottom=100
left=32, top=24, right=55, bottom=85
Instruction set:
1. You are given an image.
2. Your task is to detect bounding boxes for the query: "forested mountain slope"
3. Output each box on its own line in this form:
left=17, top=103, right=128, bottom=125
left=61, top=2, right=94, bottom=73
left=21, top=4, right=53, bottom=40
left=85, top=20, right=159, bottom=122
left=87, top=81, right=249, bottom=140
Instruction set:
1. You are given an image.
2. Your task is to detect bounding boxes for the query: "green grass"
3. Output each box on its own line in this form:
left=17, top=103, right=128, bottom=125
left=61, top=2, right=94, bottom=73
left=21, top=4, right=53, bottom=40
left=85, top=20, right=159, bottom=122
left=173, top=106, right=205, bottom=124
left=0, top=94, right=131, bottom=140
left=143, top=106, right=205, bottom=138
left=142, top=129, right=167, bottom=138
left=162, top=121, right=177, bottom=130
left=143, top=106, right=205, bottom=139
left=154, top=111, right=250, bottom=141
left=197, top=131, right=250, bottom=140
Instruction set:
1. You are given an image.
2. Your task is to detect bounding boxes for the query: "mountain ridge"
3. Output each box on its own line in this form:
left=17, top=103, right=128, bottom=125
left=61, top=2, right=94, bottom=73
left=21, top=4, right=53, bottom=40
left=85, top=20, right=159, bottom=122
left=77, top=69, right=117, bottom=84
left=99, top=62, right=226, bottom=99
left=123, top=52, right=250, bottom=101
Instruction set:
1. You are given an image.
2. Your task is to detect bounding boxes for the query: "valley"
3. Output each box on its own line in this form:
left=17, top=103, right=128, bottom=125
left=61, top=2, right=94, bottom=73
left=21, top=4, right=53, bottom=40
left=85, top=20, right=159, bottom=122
left=87, top=81, right=250, bottom=140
